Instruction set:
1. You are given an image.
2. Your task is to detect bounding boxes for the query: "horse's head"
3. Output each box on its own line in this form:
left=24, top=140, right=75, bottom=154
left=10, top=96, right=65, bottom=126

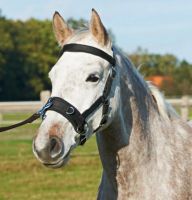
left=33, top=9, right=118, bottom=168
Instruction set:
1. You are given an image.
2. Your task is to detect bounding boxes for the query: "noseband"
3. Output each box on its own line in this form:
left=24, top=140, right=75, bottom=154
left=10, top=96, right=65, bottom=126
left=0, top=43, right=116, bottom=145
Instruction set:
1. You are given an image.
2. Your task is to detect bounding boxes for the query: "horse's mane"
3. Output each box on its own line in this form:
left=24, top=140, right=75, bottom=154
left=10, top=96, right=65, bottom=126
left=147, top=82, right=179, bottom=120
left=114, top=46, right=179, bottom=122
left=148, top=83, right=192, bottom=127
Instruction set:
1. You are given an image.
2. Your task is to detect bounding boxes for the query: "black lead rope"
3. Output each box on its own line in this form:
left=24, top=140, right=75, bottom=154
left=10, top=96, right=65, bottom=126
left=0, top=113, right=40, bottom=132
left=0, top=43, right=116, bottom=145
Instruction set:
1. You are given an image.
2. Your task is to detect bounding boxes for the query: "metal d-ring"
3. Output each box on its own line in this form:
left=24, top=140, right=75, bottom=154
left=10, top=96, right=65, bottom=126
left=66, top=106, right=75, bottom=115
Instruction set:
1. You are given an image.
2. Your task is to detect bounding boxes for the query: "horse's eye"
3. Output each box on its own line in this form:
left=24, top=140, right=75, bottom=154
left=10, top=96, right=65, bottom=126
left=86, top=74, right=99, bottom=82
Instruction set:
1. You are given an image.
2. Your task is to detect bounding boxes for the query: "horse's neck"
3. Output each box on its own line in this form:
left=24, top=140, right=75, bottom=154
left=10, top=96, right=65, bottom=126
left=96, top=48, right=192, bottom=199
left=96, top=49, right=166, bottom=196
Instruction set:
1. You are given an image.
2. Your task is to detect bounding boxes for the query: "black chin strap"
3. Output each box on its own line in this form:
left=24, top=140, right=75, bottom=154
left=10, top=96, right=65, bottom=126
left=0, top=43, right=116, bottom=146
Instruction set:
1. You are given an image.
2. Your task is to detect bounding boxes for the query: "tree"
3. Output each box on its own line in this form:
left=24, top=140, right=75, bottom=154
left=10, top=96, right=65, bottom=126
left=67, top=18, right=87, bottom=29
left=129, top=49, right=192, bottom=96
left=0, top=9, right=5, bottom=19
left=0, top=17, right=117, bottom=100
left=0, top=18, right=58, bottom=100
left=0, top=14, right=191, bottom=100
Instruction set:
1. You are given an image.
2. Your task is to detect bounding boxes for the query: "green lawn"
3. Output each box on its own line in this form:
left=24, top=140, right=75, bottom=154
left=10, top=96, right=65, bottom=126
left=0, top=106, right=191, bottom=200
left=0, top=113, right=102, bottom=200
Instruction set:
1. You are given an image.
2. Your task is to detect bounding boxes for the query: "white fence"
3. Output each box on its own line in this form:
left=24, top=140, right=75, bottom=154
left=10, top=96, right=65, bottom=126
left=167, top=96, right=192, bottom=121
left=0, top=92, right=191, bottom=121
left=0, top=91, right=50, bottom=121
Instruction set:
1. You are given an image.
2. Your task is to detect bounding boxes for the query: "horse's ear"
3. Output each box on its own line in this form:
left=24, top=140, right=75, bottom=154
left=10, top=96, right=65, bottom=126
left=52, top=11, right=73, bottom=46
left=90, top=9, right=109, bottom=46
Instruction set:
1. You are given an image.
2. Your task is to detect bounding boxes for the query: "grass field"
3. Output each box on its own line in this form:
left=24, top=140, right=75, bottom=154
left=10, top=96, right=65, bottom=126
left=0, top=113, right=102, bottom=200
left=0, top=106, right=191, bottom=200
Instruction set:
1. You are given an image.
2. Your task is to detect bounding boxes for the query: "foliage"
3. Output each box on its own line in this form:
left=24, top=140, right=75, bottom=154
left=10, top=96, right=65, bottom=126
left=129, top=47, right=192, bottom=96
left=0, top=15, right=191, bottom=100
left=67, top=18, right=88, bottom=29
left=0, top=18, right=58, bottom=100
left=0, top=15, right=116, bottom=101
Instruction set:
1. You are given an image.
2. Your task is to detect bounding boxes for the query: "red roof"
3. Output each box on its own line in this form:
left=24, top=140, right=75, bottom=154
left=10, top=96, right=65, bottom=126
left=147, top=75, right=173, bottom=88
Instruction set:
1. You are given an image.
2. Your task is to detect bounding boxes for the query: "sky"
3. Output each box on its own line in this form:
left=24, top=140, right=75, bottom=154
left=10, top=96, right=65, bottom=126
left=0, top=0, right=192, bottom=62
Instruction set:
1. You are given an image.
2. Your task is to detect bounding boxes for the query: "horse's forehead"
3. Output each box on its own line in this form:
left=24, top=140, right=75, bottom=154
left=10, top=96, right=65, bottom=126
left=69, top=30, right=92, bottom=43
left=49, top=31, right=112, bottom=81
left=49, top=53, right=106, bottom=85
left=55, top=50, right=108, bottom=73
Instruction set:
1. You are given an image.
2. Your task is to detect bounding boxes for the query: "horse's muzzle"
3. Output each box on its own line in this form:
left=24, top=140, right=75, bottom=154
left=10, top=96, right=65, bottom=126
left=32, top=136, right=66, bottom=168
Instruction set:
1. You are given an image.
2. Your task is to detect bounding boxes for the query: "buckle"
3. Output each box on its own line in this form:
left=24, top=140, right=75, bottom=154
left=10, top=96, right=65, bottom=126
left=76, top=123, right=89, bottom=146
left=76, top=122, right=88, bottom=134
left=37, top=98, right=53, bottom=119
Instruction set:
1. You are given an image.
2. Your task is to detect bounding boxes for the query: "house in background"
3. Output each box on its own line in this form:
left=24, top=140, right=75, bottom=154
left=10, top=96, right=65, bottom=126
left=147, top=75, right=173, bottom=89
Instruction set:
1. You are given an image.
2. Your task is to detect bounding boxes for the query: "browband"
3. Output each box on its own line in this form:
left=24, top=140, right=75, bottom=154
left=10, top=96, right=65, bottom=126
left=60, top=43, right=116, bottom=66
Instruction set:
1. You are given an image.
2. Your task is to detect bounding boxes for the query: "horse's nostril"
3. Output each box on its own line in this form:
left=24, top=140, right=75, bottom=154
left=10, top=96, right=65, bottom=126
left=49, top=136, right=63, bottom=159
left=50, top=138, right=57, bottom=151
